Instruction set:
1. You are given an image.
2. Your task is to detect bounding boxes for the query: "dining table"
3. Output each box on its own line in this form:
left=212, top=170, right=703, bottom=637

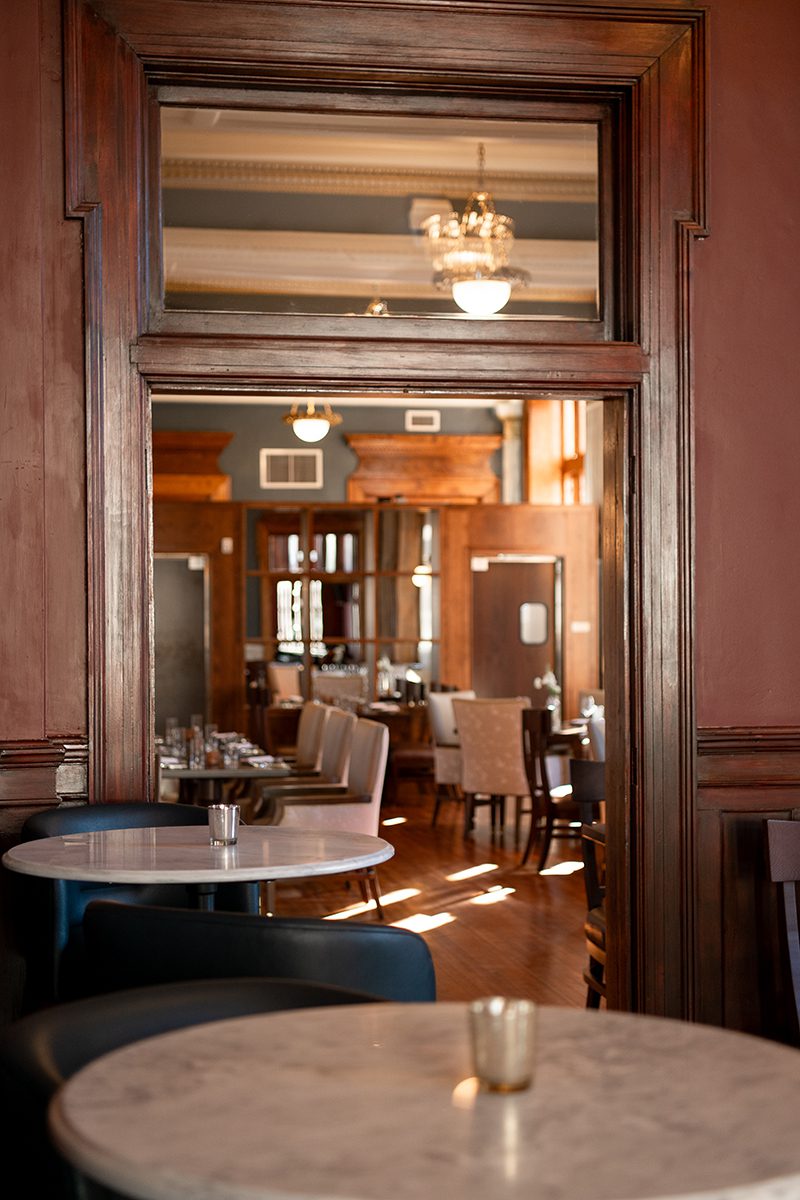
left=2, top=824, right=394, bottom=911
left=48, top=1001, right=800, bottom=1200
left=160, top=758, right=293, bottom=804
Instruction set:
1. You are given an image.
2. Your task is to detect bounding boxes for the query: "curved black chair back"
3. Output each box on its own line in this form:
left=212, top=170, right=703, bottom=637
left=84, top=900, right=437, bottom=1002
left=13, top=802, right=258, bottom=1010
left=0, top=976, right=379, bottom=1199
left=568, top=759, right=605, bottom=823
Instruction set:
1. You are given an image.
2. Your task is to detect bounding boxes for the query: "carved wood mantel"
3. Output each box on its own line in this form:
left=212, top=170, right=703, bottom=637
left=345, top=434, right=501, bottom=504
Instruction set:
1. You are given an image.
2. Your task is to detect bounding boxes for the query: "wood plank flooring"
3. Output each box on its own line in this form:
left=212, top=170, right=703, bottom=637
left=271, top=782, right=589, bottom=1006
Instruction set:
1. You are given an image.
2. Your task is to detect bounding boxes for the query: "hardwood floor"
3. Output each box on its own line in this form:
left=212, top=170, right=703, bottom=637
left=271, top=782, right=589, bottom=1006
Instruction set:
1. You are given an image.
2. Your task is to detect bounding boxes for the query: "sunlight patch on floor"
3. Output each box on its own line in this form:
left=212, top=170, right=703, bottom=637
left=391, top=912, right=456, bottom=933
left=323, top=887, right=420, bottom=919
left=382, top=816, right=407, bottom=827
left=446, top=863, right=499, bottom=882
left=469, top=886, right=516, bottom=905
left=539, top=860, right=584, bottom=876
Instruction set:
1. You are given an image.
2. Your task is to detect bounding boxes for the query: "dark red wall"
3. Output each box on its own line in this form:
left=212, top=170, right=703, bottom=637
left=3, top=0, right=800, bottom=740
left=694, top=0, right=800, bottom=728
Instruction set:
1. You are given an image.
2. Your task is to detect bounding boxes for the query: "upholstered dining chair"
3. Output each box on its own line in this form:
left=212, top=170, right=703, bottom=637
left=83, top=900, right=436, bottom=1001
left=587, top=713, right=606, bottom=762
left=427, top=689, right=475, bottom=826
left=266, top=661, right=304, bottom=703
left=519, top=708, right=579, bottom=870
left=10, top=802, right=259, bottom=1011
left=0, top=977, right=379, bottom=1200
left=263, top=717, right=390, bottom=914
left=249, top=705, right=356, bottom=819
left=570, top=758, right=606, bottom=1006
left=283, top=699, right=329, bottom=771
left=451, top=697, right=531, bottom=840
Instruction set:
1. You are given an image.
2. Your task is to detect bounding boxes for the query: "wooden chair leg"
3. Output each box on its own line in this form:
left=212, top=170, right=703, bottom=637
left=520, top=802, right=542, bottom=867
left=359, top=866, right=384, bottom=920
left=537, top=807, right=555, bottom=872
left=463, top=794, right=475, bottom=838
left=431, top=785, right=444, bottom=827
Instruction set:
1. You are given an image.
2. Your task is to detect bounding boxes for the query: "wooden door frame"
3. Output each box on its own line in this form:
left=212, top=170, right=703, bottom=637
left=66, top=0, right=706, bottom=1019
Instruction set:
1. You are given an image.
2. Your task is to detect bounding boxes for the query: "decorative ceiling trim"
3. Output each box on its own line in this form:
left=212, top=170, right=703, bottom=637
left=162, top=157, right=598, bottom=202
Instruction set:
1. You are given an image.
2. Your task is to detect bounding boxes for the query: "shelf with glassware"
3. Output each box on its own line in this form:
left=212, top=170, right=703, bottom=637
left=242, top=504, right=441, bottom=706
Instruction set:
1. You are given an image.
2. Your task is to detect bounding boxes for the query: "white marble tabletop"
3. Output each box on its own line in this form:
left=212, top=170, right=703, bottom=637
left=49, top=1003, right=800, bottom=1200
left=1, top=824, right=393, bottom=885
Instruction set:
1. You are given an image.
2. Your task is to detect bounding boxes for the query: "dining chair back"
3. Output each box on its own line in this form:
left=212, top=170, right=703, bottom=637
left=519, top=708, right=579, bottom=870
left=83, top=900, right=436, bottom=1001
left=451, top=697, right=531, bottom=839
left=292, top=700, right=329, bottom=771
left=570, top=758, right=607, bottom=1006
left=12, top=802, right=258, bottom=1010
left=248, top=706, right=356, bottom=820
left=587, top=713, right=606, bottom=762
left=266, top=661, right=303, bottom=703
left=0, top=976, right=379, bottom=1199
left=766, top=819, right=800, bottom=1040
left=428, top=689, right=475, bottom=826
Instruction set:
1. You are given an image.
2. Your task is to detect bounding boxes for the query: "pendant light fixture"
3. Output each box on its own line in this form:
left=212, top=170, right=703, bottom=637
left=422, top=143, right=529, bottom=316
left=283, top=399, right=343, bottom=443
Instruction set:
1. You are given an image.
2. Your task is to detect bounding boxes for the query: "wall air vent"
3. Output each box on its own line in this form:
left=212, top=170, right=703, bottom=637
left=259, top=448, right=323, bottom=489
left=404, top=409, right=441, bottom=432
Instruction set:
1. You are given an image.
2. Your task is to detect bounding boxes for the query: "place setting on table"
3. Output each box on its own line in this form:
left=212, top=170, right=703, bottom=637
left=158, top=716, right=295, bottom=804
left=46, top=993, right=800, bottom=1200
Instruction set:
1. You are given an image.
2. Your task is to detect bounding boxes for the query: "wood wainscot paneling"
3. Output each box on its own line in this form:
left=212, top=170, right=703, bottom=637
left=153, top=502, right=244, bottom=732
left=695, top=728, right=800, bottom=1043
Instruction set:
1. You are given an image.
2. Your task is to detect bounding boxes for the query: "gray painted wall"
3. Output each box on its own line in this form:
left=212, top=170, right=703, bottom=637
left=152, top=401, right=503, bottom=502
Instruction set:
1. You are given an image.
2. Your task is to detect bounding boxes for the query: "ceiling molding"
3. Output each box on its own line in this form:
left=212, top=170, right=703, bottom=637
left=162, top=157, right=597, bottom=203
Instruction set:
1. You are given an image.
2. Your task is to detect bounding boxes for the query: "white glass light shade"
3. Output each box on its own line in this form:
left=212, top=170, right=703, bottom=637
left=451, top=278, right=512, bottom=316
left=411, top=564, right=433, bottom=588
left=290, top=416, right=331, bottom=443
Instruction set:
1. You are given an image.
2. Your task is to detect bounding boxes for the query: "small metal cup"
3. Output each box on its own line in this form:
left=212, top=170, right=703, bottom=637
left=208, top=803, right=240, bottom=846
left=468, top=997, right=537, bottom=1092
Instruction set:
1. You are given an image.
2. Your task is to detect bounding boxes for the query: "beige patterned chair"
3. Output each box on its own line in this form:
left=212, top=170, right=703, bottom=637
left=451, top=697, right=531, bottom=840
left=427, top=689, right=475, bottom=827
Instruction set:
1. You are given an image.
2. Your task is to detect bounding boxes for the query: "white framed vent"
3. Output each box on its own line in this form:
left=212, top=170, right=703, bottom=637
left=404, top=409, right=441, bottom=433
left=259, top=448, right=323, bottom=489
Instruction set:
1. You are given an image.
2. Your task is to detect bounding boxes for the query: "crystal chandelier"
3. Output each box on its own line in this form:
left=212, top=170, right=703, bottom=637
left=283, top=399, right=343, bottom=443
left=422, top=143, right=529, bottom=316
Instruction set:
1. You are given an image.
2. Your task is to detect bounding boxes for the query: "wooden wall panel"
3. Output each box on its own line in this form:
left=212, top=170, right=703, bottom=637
left=695, top=729, right=800, bottom=1043
left=440, top=505, right=599, bottom=720
left=1, top=0, right=47, bottom=740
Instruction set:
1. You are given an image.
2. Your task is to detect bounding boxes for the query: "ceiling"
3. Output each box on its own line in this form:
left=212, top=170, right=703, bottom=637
left=161, top=107, right=599, bottom=317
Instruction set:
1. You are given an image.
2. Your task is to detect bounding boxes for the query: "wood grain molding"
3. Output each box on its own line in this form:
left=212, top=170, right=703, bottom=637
left=697, top=727, right=800, bottom=790
left=68, top=0, right=707, bottom=1024
left=345, top=434, right=501, bottom=503
left=153, top=430, right=233, bottom=500
left=0, top=739, right=89, bottom=805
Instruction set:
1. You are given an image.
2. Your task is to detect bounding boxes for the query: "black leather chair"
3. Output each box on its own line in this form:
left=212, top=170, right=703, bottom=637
left=11, top=802, right=259, bottom=1010
left=83, top=899, right=437, bottom=1002
left=569, top=759, right=606, bottom=1006
left=0, top=976, right=379, bottom=1200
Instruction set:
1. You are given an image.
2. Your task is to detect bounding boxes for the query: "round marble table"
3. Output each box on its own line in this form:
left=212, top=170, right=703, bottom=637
left=49, top=1003, right=800, bottom=1200
left=2, top=824, right=393, bottom=892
